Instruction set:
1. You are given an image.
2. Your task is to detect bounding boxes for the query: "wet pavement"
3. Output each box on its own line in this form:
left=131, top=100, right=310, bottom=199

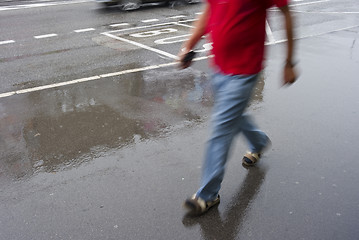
left=0, top=67, right=212, bottom=179
left=1, top=1, right=359, bottom=240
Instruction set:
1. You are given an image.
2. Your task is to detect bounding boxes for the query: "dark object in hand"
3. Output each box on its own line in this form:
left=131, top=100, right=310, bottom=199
left=182, top=51, right=196, bottom=64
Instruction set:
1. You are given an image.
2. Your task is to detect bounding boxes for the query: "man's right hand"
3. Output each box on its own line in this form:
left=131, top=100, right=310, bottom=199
left=177, top=3, right=210, bottom=69
left=178, top=49, right=196, bottom=69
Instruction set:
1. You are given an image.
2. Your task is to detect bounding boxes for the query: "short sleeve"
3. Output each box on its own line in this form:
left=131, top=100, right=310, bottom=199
left=273, top=0, right=288, bottom=8
left=266, top=0, right=288, bottom=8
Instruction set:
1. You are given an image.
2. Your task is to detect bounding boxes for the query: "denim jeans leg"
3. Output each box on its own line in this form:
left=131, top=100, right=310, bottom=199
left=238, top=114, right=269, bottom=153
left=196, top=73, right=259, bottom=201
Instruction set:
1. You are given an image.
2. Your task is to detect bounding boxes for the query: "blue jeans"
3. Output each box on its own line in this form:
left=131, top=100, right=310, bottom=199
left=196, top=72, right=269, bottom=201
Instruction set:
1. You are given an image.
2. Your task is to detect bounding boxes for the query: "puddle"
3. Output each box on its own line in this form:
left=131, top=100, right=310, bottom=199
left=0, top=64, right=266, bottom=181
left=0, top=66, right=237, bottom=180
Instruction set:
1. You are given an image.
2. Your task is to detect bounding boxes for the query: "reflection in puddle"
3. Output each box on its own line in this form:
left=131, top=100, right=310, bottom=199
left=23, top=105, right=145, bottom=173
left=0, top=68, right=266, bottom=181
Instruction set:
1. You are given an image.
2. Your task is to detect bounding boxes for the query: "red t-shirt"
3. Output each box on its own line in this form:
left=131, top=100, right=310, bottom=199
left=207, top=0, right=288, bottom=75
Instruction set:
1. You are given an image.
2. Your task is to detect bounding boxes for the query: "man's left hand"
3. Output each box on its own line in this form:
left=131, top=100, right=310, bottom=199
left=283, top=63, right=297, bottom=85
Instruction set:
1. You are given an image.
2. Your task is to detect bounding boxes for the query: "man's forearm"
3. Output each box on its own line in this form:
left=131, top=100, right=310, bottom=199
left=280, top=4, right=297, bottom=84
left=280, top=5, right=294, bottom=65
left=183, top=4, right=210, bottom=51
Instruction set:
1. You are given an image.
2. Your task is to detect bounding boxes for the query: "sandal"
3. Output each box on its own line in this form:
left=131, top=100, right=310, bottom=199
left=183, top=194, right=220, bottom=216
left=242, top=152, right=261, bottom=166
left=242, top=137, right=272, bottom=167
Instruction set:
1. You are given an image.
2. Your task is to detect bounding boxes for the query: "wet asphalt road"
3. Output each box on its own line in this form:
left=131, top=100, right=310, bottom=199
left=1, top=0, right=359, bottom=239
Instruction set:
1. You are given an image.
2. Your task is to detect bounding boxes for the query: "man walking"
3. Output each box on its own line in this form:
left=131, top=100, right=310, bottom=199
left=179, top=0, right=297, bottom=216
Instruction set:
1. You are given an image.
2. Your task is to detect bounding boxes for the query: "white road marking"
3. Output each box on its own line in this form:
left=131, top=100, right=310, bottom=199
left=130, top=28, right=178, bottom=38
left=0, top=20, right=196, bottom=46
left=291, top=0, right=330, bottom=7
left=102, top=32, right=179, bottom=60
left=34, top=33, right=58, bottom=39
left=110, top=23, right=130, bottom=27
left=0, top=56, right=216, bottom=99
left=21, top=3, right=49, bottom=7
left=106, top=22, right=175, bottom=34
left=174, top=22, right=195, bottom=28
left=99, top=62, right=176, bottom=78
left=195, top=43, right=213, bottom=52
left=74, top=28, right=95, bottom=33
left=154, top=34, right=191, bottom=45
left=0, top=92, right=16, bottom=98
left=195, top=12, right=202, bottom=15
left=178, top=19, right=197, bottom=23
left=0, top=54, right=216, bottom=99
left=0, top=40, right=15, bottom=45
left=193, top=55, right=213, bottom=62
left=168, top=15, right=186, bottom=19
left=0, top=62, right=176, bottom=99
left=265, top=24, right=359, bottom=45
left=0, top=0, right=91, bottom=11
left=265, top=21, right=276, bottom=44
left=142, top=19, right=159, bottom=23
left=16, top=76, right=100, bottom=94
left=291, top=10, right=359, bottom=14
